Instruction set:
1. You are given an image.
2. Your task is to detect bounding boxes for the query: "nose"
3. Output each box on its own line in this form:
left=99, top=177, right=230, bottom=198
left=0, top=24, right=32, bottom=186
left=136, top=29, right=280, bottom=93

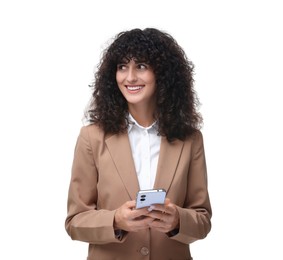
left=126, top=67, right=138, bottom=83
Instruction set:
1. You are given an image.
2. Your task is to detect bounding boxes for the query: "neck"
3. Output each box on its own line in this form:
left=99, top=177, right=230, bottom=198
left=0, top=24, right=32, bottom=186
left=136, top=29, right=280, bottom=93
left=128, top=105, right=155, bottom=127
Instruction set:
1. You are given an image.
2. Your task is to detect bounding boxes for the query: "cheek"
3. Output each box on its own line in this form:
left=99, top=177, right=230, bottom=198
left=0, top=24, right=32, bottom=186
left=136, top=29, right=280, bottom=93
left=147, top=73, right=156, bottom=85
left=116, top=71, right=125, bottom=85
left=116, top=75, right=124, bottom=91
left=149, top=77, right=156, bottom=88
left=115, top=73, right=120, bottom=84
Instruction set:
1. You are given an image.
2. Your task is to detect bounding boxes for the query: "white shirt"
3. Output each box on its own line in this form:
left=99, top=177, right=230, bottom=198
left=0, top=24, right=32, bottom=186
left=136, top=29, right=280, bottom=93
left=127, top=114, right=161, bottom=190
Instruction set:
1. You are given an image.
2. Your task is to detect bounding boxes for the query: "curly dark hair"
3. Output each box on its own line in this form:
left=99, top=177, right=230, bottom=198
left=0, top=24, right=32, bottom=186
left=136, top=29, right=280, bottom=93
left=86, top=28, right=202, bottom=142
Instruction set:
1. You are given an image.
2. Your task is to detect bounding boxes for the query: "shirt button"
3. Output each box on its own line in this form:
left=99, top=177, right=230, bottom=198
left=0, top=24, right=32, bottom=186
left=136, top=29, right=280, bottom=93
left=140, top=246, right=149, bottom=256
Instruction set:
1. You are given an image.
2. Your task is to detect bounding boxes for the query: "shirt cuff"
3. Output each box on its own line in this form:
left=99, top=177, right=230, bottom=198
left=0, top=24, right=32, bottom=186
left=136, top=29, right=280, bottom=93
left=114, top=229, right=127, bottom=241
left=166, top=228, right=179, bottom=237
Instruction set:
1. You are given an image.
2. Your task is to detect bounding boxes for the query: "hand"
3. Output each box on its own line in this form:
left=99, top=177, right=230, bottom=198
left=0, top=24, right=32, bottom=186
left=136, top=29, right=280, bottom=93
left=114, top=200, right=154, bottom=232
left=146, top=198, right=180, bottom=233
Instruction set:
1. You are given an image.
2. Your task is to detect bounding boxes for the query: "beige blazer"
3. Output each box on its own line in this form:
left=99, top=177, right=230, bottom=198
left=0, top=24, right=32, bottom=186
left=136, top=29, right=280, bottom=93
left=65, top=124, right=212, bottom=260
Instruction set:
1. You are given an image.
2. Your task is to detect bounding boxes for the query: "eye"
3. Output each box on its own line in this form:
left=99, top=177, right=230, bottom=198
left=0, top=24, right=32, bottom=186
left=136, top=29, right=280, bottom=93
left=137, top=63, right=148, bottom=70
left=117, top=64, right=127, bottom=70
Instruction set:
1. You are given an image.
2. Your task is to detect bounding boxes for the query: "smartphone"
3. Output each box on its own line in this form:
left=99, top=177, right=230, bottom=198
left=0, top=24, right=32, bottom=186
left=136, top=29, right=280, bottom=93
left=135, top=188, right=166, bottom=209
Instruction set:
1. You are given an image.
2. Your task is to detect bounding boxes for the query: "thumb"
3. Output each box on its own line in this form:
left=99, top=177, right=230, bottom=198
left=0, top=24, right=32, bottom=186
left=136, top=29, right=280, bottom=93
left=164, top=198, right=171, bottom=206
left=126, top=200, right=136, bottom=209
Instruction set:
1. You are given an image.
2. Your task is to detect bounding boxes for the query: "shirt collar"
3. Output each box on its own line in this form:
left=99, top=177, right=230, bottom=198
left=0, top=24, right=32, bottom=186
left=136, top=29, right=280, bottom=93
left=127, top=113, right=158, bottom=133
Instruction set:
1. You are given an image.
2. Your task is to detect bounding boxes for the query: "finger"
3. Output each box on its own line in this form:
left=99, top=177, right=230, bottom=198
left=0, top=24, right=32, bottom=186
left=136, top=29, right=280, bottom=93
left=125, top=200, right=136, bottom=209
left=144, top=209, right=159, bottom=218
left=164, top=198, right=171, bottom=205
left=130, top=207, right=151, bottom=219
left=147, top=204, right=165, bottom=212
left=146, top=210, right=168, bottom=221
left=147, top=204, right=170, bottom=214
left=128, top=216, right=155, bottom=231
left=149, top=218, right=170, bottom=230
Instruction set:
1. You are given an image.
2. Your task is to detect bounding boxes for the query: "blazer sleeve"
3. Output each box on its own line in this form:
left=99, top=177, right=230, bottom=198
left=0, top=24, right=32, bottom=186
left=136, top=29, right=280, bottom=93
left=65, top=126, right=123, bottom=244
left=172, top=131, right=212, bottom=244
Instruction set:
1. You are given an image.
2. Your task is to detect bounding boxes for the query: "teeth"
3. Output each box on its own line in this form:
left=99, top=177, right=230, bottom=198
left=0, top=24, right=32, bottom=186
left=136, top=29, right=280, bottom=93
left=127, top=86, right=142, bottom=91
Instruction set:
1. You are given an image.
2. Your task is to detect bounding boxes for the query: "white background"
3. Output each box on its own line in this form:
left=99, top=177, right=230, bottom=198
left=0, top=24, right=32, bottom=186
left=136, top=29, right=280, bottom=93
left=0, top=0, right=282, bottom=259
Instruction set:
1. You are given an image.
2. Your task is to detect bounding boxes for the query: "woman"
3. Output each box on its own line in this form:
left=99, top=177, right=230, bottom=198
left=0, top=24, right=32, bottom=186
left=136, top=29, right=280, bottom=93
left=65, top=28, right=212, bottom=260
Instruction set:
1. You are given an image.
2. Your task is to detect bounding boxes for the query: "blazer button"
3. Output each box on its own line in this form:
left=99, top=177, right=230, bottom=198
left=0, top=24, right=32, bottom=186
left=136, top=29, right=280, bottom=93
left=140, top=246, right=149, bottom=256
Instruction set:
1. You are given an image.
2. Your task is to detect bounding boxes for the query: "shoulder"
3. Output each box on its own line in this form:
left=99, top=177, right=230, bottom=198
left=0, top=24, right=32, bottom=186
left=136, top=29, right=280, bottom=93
left=76, top=124, right=114, bottom=160
left=182, top=130, right=205, bottom=154
left=184, top=130, right=204, bottom=144
left=78, top=123, right=114, bottom=143
left=192, top=130, right=204, bottom=142
left=80, top=123, right=103, bottom=137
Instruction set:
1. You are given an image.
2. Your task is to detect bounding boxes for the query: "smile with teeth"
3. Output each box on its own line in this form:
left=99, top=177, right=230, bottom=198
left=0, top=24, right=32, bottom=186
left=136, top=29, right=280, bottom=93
left=126, top=85, right=144, bottom=91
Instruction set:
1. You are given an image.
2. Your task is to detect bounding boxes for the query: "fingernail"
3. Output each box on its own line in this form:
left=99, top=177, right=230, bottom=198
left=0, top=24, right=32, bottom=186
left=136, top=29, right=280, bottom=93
left=148, top=205, right=155, bottom=211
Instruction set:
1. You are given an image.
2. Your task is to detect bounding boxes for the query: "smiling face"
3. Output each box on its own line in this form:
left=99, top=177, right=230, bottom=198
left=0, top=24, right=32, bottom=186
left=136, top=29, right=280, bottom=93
left=116, top=59, right=156, bottom=111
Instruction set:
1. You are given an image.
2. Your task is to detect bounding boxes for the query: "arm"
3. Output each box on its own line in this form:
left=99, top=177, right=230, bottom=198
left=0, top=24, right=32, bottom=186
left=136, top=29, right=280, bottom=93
left=65, top=126, right=156, bottom=244
left=65, top=126, right=120, bottom=244
left=173, top=131, right=212, bottom=244
left=147, top=132, right=212, bottom=244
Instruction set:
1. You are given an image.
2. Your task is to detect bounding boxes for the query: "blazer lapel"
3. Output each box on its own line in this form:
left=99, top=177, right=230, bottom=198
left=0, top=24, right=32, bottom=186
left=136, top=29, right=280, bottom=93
left=105, top=133, right=140, bottom=200
left=154, top=137, right=184, bottom=192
